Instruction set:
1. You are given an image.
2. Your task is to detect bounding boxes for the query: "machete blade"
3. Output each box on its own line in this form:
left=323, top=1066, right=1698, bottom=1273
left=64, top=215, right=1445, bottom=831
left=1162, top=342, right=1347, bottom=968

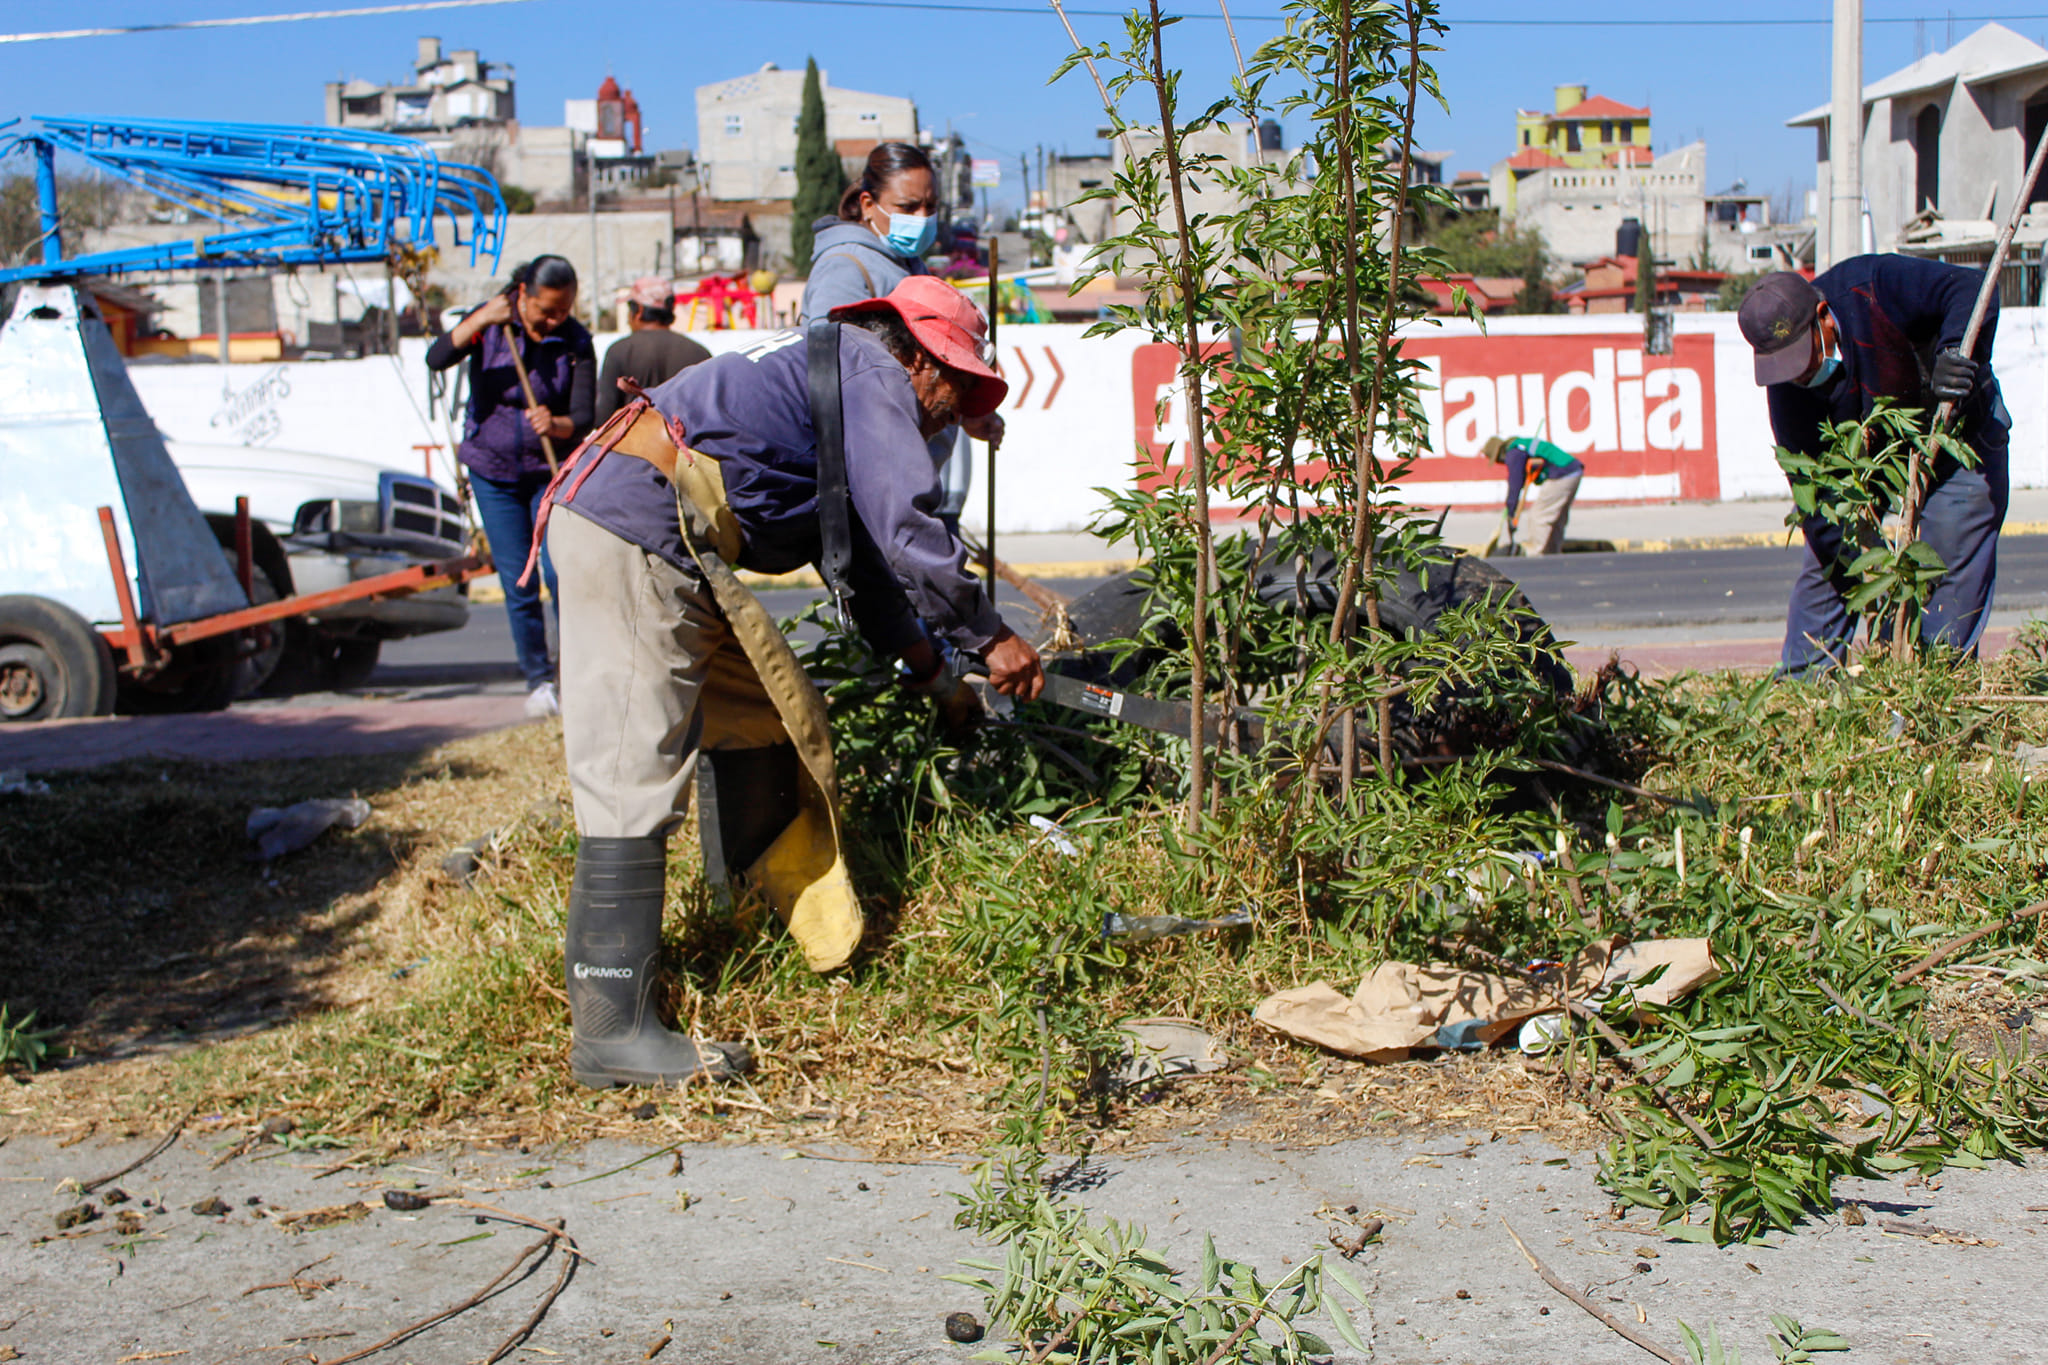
left=1039, top=673, right=1263, bottom=749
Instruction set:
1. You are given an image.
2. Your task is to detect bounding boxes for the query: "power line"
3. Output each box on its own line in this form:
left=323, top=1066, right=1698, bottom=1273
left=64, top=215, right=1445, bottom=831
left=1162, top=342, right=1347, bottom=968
left=716, top=0, right=2048, bottom=26
left=0, top=0, right=537, bottom=45
left=0, top=0, right=2040, bottom=42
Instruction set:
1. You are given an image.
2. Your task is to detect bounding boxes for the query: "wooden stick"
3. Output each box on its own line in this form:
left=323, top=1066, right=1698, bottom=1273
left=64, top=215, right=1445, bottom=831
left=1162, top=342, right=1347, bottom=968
left=82, top=1104, right=195, bottom=1194
left=1893, top=898, right=2048, bottom=985
left=484, top=1225, right=579, bottom=1364
left=454, top=1200, right=595, bottom=1261
left=321, top=1225, right=558, bottom=1365
left=1896, top=127, right=2048, bottom=651
left=500, top=323, right=559, bottom=474
left=1196, top=1303, right=1270, bottom=1365
left=1561, top=1002, right=1721, bottom=1154
left=1532, top=758, right=1687, bottom=806
left=1501, top=1218, right=1687, bottom=1365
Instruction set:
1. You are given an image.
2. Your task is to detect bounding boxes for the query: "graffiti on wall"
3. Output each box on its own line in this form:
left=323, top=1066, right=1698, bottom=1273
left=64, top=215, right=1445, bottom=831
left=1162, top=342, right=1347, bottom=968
left=208, top=365, right=293, bottom=447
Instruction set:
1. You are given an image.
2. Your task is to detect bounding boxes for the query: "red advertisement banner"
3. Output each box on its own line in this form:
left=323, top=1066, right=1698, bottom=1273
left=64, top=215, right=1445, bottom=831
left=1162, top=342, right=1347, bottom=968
left=1131, top=331, right=1720, bottom=507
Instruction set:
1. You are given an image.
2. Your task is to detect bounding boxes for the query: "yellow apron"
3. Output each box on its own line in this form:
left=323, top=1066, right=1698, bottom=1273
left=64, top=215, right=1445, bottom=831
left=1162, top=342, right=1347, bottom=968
left=608, top=407, right=863, bottom=974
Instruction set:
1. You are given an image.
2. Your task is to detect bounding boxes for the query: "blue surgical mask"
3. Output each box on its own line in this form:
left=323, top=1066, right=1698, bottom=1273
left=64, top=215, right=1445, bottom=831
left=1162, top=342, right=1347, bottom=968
left=881, top=211, right=937, bottom=259
left=1799, top=354, right=1842, bottom=390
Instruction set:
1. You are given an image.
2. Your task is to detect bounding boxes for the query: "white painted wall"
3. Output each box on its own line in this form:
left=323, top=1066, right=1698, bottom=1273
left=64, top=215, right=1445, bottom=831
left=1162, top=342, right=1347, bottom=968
left=119, top=314, right=2048, bottom=535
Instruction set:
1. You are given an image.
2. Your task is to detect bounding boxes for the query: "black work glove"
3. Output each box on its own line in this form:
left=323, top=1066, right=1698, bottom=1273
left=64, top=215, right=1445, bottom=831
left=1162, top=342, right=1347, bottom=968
left=901, top=660, right=983, bottom=737
left=1931, top=347, right=1978, bottom=402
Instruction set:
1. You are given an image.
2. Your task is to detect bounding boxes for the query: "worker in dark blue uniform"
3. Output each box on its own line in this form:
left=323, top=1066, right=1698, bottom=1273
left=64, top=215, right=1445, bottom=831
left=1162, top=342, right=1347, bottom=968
left=1738, top=257, right=2008, bottom=675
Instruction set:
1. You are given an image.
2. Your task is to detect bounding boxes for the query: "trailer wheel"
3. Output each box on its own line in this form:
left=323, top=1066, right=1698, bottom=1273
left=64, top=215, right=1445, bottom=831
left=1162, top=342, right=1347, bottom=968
left=223, top=555, right=291, bottom=699
left=204, top=515, right=295, bottom=700
left=116, top=636, right=239, bottom=715
left=323, top=636, right=382, bottom=690
left=0, top=595, right=117, bottom=723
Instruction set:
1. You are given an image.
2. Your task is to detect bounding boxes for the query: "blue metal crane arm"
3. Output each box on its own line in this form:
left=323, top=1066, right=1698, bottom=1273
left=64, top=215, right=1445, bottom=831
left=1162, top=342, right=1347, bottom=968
left=0, top=114, right=506, bottom=283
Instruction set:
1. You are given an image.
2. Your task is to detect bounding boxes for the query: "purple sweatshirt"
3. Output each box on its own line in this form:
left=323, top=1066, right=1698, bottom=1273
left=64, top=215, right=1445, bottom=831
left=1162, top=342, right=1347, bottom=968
left=426, top=313, right=596, bottom=482
left=557, top=325, right=1004, bottom=657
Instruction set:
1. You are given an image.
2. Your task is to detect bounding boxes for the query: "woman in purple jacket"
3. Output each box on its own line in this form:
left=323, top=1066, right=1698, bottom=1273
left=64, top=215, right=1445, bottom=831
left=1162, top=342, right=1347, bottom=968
left=426, top=256, right=595, bottom=717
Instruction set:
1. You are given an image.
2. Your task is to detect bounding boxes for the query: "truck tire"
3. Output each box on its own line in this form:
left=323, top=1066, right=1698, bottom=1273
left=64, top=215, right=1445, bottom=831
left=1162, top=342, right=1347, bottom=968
left=324, top=637, right=381, bottom=690
left=116, top=636, right=239, bottom=715
left=203, top=514, right=296, bottom=699
left=0, top=595, right=117, bottom=722
left=221, top=553, right=291, bottom=699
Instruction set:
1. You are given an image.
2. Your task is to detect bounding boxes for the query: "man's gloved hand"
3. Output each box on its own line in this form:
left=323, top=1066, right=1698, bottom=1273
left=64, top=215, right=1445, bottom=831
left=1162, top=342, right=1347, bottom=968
left=900, top=652, right=983, bottom=737
left=1932, top=347, right=1979, bottom=402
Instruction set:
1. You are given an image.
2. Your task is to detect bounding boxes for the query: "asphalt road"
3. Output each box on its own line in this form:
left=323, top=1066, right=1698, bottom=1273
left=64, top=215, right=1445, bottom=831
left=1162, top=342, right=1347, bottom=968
left=372, top=537, right=2048, bottom=688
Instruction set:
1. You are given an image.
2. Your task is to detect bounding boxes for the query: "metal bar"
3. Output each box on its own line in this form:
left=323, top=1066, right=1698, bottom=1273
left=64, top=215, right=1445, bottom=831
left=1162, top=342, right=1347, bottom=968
left=984, top=236, right=999, bottom=594
left=233, top=496, right=255, bottom=599
left=0, top=116, right=508, bottom=284
left=32, top=139, right=60, bottom=265
left=1901, top=126, right=2048, bottom=557
left=233, top=494, right=270, bottom=652
left=161, top=553, right=493, bottom=647
left=96, top=504, right=154, bottom=669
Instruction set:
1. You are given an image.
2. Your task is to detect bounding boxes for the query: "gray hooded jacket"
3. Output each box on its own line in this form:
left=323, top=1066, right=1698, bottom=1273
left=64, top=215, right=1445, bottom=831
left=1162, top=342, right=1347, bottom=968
left=800, top=216, right=971, bottom=522
left=801, top=217, right=927, bottom=320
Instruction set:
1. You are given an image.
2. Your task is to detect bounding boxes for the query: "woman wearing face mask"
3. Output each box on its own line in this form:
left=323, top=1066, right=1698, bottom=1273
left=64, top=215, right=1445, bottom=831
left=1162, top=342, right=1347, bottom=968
left=803, top=142, right=941, bottom=316
left=426, top=255, right=595, bottom=718
left=803, top=143, right=997, bottom=533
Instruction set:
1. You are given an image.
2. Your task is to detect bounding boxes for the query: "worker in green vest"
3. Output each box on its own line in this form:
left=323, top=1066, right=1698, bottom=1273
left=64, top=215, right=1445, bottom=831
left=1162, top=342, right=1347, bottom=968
left=1482, top=433, right=1583, bottom=556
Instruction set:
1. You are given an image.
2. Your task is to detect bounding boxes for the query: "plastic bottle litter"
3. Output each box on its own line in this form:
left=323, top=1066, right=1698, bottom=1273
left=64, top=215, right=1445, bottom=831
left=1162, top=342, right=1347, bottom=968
left=1028, top=814, right=1079, bottom=857
left=246, top=797, right=372, bottom=861
left=1103, top=909, right=1253, bottom=943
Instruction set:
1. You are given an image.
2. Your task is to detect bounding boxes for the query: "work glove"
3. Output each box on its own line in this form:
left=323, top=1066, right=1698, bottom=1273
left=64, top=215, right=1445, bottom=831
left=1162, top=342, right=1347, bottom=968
left=901, top=657, right=983, bottom=737
left=1931, top=347, right=1978, bottom=402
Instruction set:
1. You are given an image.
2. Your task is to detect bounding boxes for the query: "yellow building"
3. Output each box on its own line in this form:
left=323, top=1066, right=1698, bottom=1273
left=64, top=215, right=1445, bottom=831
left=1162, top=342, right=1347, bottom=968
left=1514, top=84, right=1651, bottom=171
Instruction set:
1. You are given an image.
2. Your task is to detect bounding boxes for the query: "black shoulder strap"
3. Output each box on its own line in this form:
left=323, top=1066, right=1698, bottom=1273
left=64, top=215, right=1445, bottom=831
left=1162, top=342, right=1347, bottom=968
left=806, top=318, right=855, bottom=625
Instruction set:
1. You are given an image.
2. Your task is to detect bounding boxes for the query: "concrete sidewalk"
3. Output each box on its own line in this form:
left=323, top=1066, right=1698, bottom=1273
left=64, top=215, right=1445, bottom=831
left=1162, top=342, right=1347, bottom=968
left=1, top=1128, right=2040, bottom=1364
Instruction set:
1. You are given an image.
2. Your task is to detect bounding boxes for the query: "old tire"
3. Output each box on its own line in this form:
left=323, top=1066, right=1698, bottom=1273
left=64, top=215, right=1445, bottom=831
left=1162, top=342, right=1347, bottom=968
left=225, top=555, right=291, bottom=699
left=204, top=515, right=296, bottom=700
left=1047, top=548, right=1570, bottom=759
left=323, top=636, right=381, bottom=690
left=0, top=595, right=116, bottom=723
left=116, top=635, right=239, bottom=715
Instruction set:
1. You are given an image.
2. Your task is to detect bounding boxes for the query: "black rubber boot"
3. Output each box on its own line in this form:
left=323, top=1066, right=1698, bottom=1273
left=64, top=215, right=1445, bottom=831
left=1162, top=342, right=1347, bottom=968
left=564, top=836, right=751, bottom=1088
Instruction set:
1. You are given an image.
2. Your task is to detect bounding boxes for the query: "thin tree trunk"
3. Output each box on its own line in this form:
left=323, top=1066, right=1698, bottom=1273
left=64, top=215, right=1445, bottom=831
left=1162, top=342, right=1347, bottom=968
left=1312, top=0, right=1425, bottom=784
left=1145, top=0, right=1217, bottom=830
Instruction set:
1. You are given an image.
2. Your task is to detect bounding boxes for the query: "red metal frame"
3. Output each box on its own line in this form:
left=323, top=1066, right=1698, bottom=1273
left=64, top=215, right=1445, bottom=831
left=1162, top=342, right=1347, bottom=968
left=96, top=504, right=156, bottom=670
left=94, top=501, right=494, bottom=668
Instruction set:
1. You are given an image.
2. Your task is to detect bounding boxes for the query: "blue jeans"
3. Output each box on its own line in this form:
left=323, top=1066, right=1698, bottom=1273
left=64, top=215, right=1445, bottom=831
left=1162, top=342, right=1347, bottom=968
left=470, top=470, right=558, bottom=689
left=1780, top=384, right=2011, bottom=675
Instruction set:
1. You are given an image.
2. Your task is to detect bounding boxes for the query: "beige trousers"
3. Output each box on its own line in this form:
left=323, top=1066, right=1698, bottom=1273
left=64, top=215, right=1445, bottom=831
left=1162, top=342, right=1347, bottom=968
left=1514, top=467, right=1581, bottom=557
left=551, top=505, right=784, bottom=839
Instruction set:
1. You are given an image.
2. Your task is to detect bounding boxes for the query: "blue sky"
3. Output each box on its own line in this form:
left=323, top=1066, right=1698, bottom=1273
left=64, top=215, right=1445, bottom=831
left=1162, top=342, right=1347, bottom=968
left=3, top=2, right=2044, bottom=219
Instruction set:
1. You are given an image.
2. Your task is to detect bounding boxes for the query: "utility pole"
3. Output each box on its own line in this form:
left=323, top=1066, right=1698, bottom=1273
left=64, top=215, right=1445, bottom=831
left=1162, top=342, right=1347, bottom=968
left=216, top=272, right=230, bottom=368
left=1828, top=0, right=1863, bottom=269
left=587, top=140, right=601, bottom=327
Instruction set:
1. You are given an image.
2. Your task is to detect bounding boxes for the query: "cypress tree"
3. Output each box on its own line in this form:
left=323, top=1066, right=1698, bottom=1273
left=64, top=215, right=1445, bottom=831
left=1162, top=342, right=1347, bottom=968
left=791, top=57, right=847, bottom=275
